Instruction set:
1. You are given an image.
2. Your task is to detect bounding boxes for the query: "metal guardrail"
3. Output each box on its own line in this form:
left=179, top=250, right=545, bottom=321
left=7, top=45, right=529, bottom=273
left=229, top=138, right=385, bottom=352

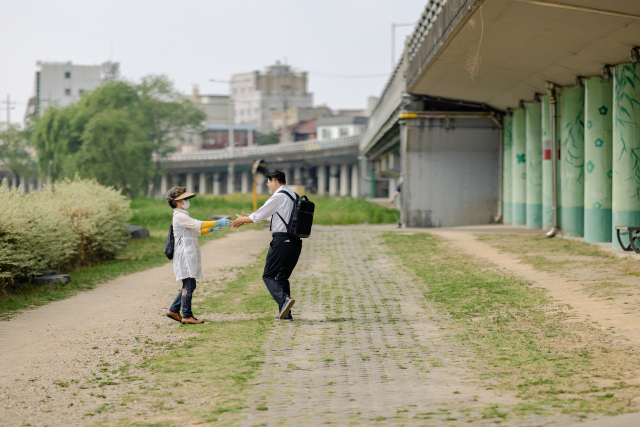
left=156, top=135, right=360, bottom=163
left=406, top=0, right=448, bottom=62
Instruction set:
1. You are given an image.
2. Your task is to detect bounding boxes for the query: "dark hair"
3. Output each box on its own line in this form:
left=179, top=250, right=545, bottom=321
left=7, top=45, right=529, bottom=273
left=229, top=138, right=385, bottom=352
left=167, top=186, right=186, bottom=209
left=266, top=170, right=286, bottom=185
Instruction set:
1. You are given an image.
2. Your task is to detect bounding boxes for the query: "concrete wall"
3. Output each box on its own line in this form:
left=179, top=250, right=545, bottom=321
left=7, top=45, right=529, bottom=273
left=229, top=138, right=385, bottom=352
left=401, top=117, right=499, bottom=227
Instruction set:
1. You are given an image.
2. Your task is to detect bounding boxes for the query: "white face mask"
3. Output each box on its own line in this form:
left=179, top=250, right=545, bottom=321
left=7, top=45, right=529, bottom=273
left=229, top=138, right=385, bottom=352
left=181, top=199, right=190, bottom=209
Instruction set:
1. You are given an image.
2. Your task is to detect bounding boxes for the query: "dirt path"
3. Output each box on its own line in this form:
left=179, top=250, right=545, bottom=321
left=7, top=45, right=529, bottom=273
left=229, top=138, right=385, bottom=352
left=237, top=229, right=581, bottom=426
left=0, top=229, right=272, bottom=427
left=428, top=229, right=640, bottom=347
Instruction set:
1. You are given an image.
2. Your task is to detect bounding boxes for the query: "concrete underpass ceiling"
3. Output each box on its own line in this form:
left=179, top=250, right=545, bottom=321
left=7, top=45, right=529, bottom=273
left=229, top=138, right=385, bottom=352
left=408, top=0, right=640, bottom=110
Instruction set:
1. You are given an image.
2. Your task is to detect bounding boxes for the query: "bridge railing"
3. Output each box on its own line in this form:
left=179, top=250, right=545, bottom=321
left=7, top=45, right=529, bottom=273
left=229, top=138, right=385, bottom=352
left=406, top=0, right=448, bottom=63
left=155, top=135, right=360, bottom=163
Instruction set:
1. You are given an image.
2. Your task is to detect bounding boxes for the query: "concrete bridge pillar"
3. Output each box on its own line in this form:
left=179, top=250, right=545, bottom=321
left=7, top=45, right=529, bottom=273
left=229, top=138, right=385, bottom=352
left=317, top=166, right=326, bottom=196
left=541, top=94, right=563, bottom=230
left=329, top=165, right=338, bottom=197
left=37, top=175, right=42, bottom=192
left=256, top=179, right=264, bottom=195
left=561, top=86, right=585, bottom=237
left=294, top=166, right=302, bottom=186
left=511, top=108, right=526, bottom=225
left=351, top=163, right=359, bottom=198
left=28, top=180, right=35, bottom=193
left=19, top=175, right=25, bottom=194
left=186, top=173, right=195, bottom=193
left=199, top=173, right=207, bottom=195
left=160, top=174, right=168, bottom=196
left=502, top=115, right=513, bottom=224
left=227, top=163, right=235, bottom=194
left=526, top=101, right=542, bottom=229
left=613, top=63, right=640, bottom=247
left=241, top=171, right=250, bottom=194
left=213, top=173, right=221, bottom=196
left=340, top=164, right=349, bottom=197
left=584, top=76, right=613, bottom=243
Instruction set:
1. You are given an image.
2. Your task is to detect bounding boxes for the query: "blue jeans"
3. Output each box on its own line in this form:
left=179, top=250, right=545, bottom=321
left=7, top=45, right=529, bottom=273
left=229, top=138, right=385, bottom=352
left=169, top=278, right=197, bottom=319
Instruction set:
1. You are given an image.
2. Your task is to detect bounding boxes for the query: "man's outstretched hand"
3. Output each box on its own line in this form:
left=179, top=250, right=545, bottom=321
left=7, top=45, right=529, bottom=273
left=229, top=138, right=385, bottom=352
left=230, top=212, right=252, bottom=229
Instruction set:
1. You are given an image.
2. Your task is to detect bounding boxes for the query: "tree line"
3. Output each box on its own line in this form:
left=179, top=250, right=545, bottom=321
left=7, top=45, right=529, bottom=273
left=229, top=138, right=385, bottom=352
left=0, top=76, right=206, bottom=198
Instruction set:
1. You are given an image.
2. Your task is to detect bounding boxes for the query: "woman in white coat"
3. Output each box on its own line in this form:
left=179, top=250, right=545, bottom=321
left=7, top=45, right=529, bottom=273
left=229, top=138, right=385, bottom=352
left=165, top=187, right=230, bottom=324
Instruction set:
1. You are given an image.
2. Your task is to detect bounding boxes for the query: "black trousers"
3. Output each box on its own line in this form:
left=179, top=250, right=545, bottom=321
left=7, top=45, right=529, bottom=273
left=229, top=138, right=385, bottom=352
left=263, top=233, right=302, bottom=311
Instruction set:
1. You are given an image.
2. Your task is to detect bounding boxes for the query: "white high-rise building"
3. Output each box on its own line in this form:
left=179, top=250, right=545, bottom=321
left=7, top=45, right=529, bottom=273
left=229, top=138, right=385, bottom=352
left=24, top=61, right=117, bottom=123
left=231, top=61, right=313, bottom=133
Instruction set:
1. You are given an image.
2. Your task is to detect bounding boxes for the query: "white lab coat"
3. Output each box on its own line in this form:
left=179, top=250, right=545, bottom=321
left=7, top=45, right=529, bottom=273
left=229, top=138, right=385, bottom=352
left=172, top=208, right=204, bottom=281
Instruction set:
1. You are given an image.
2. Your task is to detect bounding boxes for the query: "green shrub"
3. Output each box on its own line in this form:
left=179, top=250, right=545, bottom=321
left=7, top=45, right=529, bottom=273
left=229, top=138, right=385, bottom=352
left=0, top=178, right=130, bottom=292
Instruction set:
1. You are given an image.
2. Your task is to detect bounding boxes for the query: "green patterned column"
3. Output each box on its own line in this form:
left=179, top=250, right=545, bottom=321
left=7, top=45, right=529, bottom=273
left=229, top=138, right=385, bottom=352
left=584, top=76, right=613, bottom=243
left=556, top=94, right=563, bottom=229
left=561, top=86, right=585, bottom=237
left=542, top=96, right=553, bottom=228
left=613, top=63, right=640, bottom=248
left=526, top=102, right=542, bottom=228
left=503, top=115, right=513, bottom=224
left=512, top=108, right=526, bottom=225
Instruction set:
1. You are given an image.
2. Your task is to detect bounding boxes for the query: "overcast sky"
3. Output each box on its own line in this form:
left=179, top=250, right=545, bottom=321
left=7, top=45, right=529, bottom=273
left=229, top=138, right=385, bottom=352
left=0, top=0, right=426, bottom=125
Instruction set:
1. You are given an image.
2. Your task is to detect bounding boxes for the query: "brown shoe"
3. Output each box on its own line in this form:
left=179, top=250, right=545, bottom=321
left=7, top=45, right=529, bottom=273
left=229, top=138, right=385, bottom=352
left=166, top=311, right=182, bottom=323
left=181, top=317, right=204, bottom=324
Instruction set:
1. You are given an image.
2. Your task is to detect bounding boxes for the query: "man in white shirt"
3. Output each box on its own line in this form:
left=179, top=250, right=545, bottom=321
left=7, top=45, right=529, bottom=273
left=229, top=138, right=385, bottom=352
left=230, top=170, right=301, bottom=320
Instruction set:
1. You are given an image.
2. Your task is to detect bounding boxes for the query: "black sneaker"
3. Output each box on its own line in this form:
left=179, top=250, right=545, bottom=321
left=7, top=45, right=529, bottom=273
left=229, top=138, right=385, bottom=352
left=279, top=297, right=295, bottom=319
left=275, top=313, right=293, bottom=321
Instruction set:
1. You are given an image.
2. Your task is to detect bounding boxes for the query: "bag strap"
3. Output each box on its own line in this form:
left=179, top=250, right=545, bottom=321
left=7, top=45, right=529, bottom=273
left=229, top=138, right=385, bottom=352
left=271, top=190, right=297, bottom=232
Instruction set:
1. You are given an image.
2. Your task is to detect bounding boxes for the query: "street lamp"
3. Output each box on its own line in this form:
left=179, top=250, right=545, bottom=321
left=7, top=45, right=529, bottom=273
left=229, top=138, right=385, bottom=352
left=391, top=22, right=415, bottom=71
left=209, top=79, right=234, bottom=153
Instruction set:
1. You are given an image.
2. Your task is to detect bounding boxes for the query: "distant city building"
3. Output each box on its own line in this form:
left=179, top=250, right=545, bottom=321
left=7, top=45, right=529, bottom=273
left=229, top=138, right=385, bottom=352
left=24, top=61, right=117, bottom=124
left=316, top=116, right=368, bottom=140
left=231, top=61, right=313, bottom=132
left=280, top=117, right=321, bottom=143
left=270, top=106, right=332, bottom=131
left=190, top=86, right=229, bottom=125
left=202, top=124, right=258, bottom=150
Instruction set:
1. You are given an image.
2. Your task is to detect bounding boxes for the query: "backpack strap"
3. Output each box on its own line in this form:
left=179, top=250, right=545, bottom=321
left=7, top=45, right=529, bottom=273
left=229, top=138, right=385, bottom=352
left=272, top=190, right=297, bottom=232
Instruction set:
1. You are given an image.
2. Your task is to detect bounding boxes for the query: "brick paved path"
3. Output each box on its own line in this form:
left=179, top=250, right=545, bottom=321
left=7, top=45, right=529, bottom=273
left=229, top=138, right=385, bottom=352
left=238, top=229, right=576, bottom=426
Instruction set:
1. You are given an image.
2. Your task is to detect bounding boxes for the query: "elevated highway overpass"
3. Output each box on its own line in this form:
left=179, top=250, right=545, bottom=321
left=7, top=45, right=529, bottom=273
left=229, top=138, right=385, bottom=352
left=361, top=0, right=640, bottom=243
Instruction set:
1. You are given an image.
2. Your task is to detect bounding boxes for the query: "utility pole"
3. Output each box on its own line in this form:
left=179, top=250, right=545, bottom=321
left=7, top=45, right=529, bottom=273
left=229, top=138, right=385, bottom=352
left=1, top=94, right=16, bottom=126
left=391, top=23, right=415, bottom=71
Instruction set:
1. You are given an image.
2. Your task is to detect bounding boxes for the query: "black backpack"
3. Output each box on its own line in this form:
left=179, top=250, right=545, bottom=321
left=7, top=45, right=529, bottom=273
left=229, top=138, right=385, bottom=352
left=164, top=225, right=174, bottom=260
left=275, top=192, right=315, bottom=238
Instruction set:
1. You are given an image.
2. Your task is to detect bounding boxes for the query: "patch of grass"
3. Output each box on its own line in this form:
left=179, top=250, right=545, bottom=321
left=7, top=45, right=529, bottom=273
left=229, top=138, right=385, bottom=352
left=114, top=249, right=275, bottom=426
left=384, top=232, right=640, bottom=416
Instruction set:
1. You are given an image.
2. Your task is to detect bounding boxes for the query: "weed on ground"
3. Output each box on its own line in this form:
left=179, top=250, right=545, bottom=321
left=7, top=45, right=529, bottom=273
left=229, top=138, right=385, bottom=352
left=384, top=232, right=640, bottom=418
left=93, top=250, right=274, bottom=427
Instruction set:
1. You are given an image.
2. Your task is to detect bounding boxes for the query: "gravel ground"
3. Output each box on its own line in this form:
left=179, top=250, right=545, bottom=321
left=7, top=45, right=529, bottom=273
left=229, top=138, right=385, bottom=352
left=0, top=229, right=272, bottom=427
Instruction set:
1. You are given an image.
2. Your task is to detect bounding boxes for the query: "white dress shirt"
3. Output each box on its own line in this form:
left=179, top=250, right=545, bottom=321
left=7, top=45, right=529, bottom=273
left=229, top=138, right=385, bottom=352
left=249, top=186, right=296, bottom=233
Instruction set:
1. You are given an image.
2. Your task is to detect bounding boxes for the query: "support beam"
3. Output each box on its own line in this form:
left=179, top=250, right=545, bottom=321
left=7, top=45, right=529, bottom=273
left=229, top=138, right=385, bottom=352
left=294, top=166, right=302, bottom=186
left=317, top=165, right=326, bottom=196
left=186, top=173, right=195, bottom=193
left=19, top=175, right=26, bottom=194
left=511, top=108, right=527, bottom=225
left=329, top=165, right=339, bottom=197
left=584, top=76, right=613, bottom=243
left=351, top=163, right=359, bottom=198
left=241, top=171, right=250, bottom=194
left=561, top=86, right=586, bottom=237
left=213, top=173, right=221, bottom=196
left=502, top=115, right=513, bottom=224
left=613, top=63, right=640, bottom=248
left=526, top=101, right=542, bottom=229
left=340, top=164, right=349, bottom=197
left=161, top=174, right=168, bottom=196
left=227, top=163, right=235, bottom=194
left=28, top=180, right=35, bottom=193
left=199, top=173, right=207, bottom=195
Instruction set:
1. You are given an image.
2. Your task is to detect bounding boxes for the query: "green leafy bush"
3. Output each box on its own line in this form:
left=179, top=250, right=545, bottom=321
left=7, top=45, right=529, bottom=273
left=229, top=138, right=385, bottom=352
left=0, top=178, right=131, bottom=292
